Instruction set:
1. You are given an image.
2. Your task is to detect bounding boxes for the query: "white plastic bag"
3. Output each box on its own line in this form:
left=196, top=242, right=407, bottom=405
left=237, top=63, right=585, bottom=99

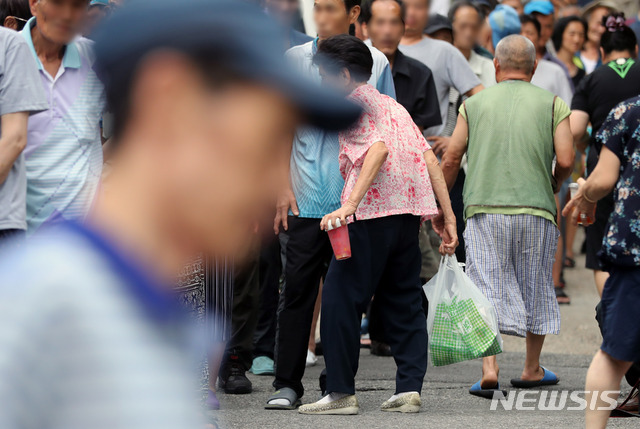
left=423, top=254, right=503, bottom=366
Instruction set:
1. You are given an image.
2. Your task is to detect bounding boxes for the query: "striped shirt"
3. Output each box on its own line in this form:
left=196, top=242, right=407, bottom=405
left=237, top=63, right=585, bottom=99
left=285, top=39, right=396, bottom=218
left=21, top=18, right=106, bottom=233
left=0, top=221, right=205, bottom=429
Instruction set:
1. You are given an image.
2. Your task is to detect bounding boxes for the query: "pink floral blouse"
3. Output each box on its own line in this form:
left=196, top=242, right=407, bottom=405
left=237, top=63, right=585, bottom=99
left=340, top=84, right=439, bottom=222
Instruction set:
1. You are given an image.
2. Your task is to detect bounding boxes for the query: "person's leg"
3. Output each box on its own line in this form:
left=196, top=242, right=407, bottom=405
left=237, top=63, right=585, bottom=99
left=464, top=214, right=522, bottom=387
left=307, top=280, right=321, bottom=363
left=321, top=219, right=387, bottom=396
left=481, top=356, right=499, bottom=388
left=374, top=215, right=427, bottom=395
left=272, top=216, right=331, bottom=400
left=252, top=238, right=281, bottom=361
left=514, top=215, right=561, bottom=380
left=221, top=249, right=261, bottom=393
left=520, top=332, right=546, bottom=380
left=585, top=350, right=633, bottom=428
left=419, top=222, right=439, bottom=283
left=594, top=270, right=610, bottom=297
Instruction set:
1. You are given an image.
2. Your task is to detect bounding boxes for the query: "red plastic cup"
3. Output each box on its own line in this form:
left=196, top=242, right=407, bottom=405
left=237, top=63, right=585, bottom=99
left=327, top=219, right=352, bottom=260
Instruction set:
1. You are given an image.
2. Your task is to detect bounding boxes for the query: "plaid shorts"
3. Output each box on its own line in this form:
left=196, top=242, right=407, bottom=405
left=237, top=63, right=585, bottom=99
left=464, top=214, right=560, bottom=338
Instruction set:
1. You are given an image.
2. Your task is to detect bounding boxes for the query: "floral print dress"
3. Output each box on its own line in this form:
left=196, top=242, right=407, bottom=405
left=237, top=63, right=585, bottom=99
left=596, top=95, right=640, bottom=268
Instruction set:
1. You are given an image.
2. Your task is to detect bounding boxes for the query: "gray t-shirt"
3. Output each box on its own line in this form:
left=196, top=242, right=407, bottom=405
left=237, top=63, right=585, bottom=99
left=399, top=37, right=481, bottom=136
left=0, top=27, right=48, bottom=230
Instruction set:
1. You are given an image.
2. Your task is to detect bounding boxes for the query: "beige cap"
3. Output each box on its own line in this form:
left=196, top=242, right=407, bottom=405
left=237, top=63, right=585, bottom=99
left=581, top=0, right=619, bottom=18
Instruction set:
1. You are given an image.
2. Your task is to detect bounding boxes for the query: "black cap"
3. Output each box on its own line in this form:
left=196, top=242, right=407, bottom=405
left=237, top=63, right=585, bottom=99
left=424, top=14, right=453, bottom=35
left=92, top=0, right=361, bottom=131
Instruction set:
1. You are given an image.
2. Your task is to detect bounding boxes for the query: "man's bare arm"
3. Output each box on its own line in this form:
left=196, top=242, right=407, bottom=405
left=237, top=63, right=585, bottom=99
left=0, top=112, right=29, bottom=185
left=440, top=114, right=469, bottom=191
left=553, top=117, right=575, bottom=191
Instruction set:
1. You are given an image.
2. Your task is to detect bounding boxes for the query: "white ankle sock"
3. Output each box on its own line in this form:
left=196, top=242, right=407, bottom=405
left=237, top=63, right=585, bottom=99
left=268, top=398, right=291, bottom=406
left=387, top=391, right=419, bottom=402
left=317, top=392, right=349, bottom=404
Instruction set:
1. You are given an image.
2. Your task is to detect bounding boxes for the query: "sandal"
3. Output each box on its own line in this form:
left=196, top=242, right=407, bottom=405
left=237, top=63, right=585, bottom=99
left=265, top=387, right=301, bottom=410
left=555, top=287, right=571, bottom=305
left=564, top=257, right=576, bottom=268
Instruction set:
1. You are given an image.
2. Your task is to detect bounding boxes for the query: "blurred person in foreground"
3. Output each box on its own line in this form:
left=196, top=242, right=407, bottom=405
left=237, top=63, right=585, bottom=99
left=0, top=26, right=47, bottom=249
left=441, top=35, right=574, bottom=398
left=266, top=0, right=395, bottom=411
left=298, top=35, right=458, bottom=415
left=0, top=0, right=30, bottom=30
left=563, top=96, right=640, bottom=427
left=264, top=0, right=313, bottom=48
left=0, top=0, right=361, bottom=427
left=21, top=0, right=106, bottom=234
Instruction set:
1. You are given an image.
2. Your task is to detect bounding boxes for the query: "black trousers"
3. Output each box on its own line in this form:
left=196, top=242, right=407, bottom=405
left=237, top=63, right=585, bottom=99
left=224, top=251, right=260, bottom=371
left=322, top=215, right=428, bottom=395
left=273, top=216, right=332, bottom=398
left=450, top=169, right=466, bottom=263
left=252, top=237, right=282, bottom=359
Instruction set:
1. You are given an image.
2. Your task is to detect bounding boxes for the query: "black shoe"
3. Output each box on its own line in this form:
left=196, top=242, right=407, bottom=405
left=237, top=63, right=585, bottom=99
left=370, top=340, right=393, bottom=357
left=219, top=357, right=252, bottom=394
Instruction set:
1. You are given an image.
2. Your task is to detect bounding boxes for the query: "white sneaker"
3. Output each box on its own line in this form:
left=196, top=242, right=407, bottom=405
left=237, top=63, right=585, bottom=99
left=306, top=349, right=318, bottom=367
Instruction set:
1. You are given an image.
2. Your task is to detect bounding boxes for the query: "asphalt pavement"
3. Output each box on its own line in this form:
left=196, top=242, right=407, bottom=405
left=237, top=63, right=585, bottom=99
left=210, top=232, right=639, bottom=428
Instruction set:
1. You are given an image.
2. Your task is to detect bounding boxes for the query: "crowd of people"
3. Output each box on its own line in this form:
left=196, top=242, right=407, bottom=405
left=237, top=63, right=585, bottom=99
left=0, top=0, right=639, bottom=427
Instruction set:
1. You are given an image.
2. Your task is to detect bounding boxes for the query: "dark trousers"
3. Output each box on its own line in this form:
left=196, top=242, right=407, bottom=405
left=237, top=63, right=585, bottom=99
left=224, top=251, right=260, bottom=371
left=322, top=215, right=427, bottom=395
left=450, top=170, right=466, bottom=263
left=273, top=216, right=332, bottom=398
left=253, top=238, right=282, bottom=359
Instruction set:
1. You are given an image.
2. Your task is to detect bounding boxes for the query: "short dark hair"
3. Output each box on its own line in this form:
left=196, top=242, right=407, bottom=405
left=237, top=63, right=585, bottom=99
left=551, top=16, right=587, bottom=52
left=313, top=34, right=373, bottom=82
left=448, top=1, right=483, bottom=24
left=344, top=0, right=362, bottom=12
left=600, top=13, right=637, bottom=55
left=0, top=0, right=30, bottom=30
left=519, top=14, right=541, bottom=36
left=361, top=0, right=405, bottom=24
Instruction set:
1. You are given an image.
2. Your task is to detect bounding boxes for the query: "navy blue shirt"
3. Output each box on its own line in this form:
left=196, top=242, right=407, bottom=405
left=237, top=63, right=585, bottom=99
left=596, top=96, right=640, bottom=268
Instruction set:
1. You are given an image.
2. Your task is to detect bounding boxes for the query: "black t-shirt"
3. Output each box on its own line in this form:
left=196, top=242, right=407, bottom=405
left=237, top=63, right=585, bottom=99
left=572, top=58, right=640, bottom=155
left=571, top=67, right=585, bottom=89
left=391, top=50, right=442, bottom=130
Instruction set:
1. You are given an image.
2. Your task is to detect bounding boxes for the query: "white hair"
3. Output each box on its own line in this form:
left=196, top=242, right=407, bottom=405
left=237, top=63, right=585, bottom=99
left=495, top=35, right=537, bottom=74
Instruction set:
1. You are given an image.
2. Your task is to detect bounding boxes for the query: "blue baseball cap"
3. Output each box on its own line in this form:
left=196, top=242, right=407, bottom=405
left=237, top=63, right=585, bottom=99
left=92, top=0, right=361, bottom=132
left=523, top=1, right=555, bottom=16
left=489, top=5, right=521, bottom=49
left=89, top=0, right=109, bottom=6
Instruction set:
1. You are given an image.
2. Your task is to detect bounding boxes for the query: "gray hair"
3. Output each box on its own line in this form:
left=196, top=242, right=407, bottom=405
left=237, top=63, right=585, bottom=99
left=495, top=35, right=536, bottom=74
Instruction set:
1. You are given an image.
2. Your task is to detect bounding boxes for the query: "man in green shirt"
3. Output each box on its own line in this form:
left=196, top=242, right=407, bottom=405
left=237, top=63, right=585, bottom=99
left=440, top=35, right=575, bottom=398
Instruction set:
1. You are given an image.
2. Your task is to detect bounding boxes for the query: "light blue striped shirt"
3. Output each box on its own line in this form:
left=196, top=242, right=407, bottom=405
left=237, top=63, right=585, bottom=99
left=21, top=18, right=106, bottom=233
left=285, top=39, right=396, bottom=218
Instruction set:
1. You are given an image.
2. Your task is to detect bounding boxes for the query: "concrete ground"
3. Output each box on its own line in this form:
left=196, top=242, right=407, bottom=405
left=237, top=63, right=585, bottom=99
left=210, top=232, right=639, bottom=428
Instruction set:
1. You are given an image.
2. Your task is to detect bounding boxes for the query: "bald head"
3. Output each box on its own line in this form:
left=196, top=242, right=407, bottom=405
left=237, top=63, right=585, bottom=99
left=494, top=35, right=536, bottom=76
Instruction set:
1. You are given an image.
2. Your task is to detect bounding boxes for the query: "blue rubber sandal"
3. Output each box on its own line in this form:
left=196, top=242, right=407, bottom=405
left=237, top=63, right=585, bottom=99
left=469, top=380, right=507, bottom=399
left=510, top=366, right=559, bottom=388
